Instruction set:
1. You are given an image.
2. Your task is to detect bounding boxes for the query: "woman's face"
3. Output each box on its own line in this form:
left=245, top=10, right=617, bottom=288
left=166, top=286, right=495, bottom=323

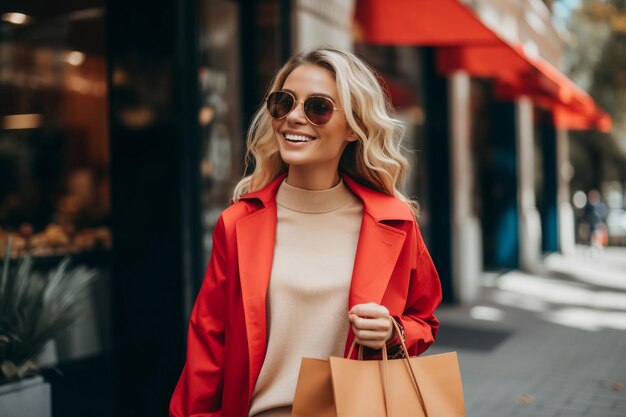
left=271, top=64, right=356, bottom=172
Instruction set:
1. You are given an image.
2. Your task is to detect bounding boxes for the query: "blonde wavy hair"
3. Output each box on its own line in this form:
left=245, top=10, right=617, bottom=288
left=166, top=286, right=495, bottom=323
left=232, top=47, right=419, bottom=217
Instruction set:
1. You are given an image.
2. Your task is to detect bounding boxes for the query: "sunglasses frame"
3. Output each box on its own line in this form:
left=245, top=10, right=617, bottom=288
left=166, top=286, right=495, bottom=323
left=266, top=90, right=341, bottom=126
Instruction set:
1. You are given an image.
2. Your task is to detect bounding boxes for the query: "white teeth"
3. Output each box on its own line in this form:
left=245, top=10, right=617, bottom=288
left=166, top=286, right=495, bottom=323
left=285, top=134, right=314, bottom=142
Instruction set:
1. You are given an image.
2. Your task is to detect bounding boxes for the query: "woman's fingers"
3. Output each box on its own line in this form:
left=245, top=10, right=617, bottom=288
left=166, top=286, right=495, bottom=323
left=351, top=328, right=388, bottom=349
left=352, top=329, right=387, bottom=340
left=349, top=303, right=394, bottom=348
left=349, top=314, right=390, bottom=331
left=349, top=302, right=389, bottom=318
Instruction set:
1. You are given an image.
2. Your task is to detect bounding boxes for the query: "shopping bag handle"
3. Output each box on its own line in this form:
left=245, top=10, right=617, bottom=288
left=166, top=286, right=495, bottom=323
left=346, top=320, right=429, bottom=417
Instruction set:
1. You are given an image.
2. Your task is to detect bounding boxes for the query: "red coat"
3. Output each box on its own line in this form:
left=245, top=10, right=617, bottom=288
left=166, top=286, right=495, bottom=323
left=169, top=173, right=442, bottom=417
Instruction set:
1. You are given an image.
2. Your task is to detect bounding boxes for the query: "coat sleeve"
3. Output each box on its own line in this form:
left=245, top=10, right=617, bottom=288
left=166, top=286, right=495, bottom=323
left=169, top=216, right=228, bottom=417
left=396, top=222, right=442, bottom=356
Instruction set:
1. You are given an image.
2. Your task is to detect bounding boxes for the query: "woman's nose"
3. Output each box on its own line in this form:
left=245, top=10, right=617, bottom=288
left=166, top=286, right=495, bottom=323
left=286, top=100, right=307, bottom=124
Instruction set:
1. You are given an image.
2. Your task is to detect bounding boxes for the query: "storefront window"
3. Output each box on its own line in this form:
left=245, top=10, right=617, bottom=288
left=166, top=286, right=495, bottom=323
left=198, top=0, right=283, bottom=269
left=0, top=1, right=111, bottom=372
left=197, top=0, right=243, bottom=268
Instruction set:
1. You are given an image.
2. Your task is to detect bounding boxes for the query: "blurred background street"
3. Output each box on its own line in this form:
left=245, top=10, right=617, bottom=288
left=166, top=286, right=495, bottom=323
left=431, top=246, right=626, bottom=417
left=1, top=0, right=626, bottom=416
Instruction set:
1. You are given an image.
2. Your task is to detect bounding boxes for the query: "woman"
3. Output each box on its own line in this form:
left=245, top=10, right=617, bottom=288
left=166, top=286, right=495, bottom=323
left=169, top=47, right=442, bottom=417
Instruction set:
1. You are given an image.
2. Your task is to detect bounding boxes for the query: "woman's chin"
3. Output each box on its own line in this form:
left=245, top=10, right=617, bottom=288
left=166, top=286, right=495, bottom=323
left=278, top=151, right=314, bottom=167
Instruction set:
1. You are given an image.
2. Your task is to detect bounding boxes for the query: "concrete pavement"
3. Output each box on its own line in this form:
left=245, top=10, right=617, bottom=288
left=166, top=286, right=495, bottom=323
left=428, top=246, right=626, bottom=417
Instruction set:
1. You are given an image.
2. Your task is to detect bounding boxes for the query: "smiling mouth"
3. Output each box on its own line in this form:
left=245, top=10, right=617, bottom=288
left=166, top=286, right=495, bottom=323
left=283, top=133, right=316, bottom=143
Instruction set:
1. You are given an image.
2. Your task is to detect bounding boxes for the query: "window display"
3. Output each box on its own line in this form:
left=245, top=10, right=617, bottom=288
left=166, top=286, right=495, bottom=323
left=0, top=3, right=111, bottom=368
left=0, top=5, right=110, bottom=260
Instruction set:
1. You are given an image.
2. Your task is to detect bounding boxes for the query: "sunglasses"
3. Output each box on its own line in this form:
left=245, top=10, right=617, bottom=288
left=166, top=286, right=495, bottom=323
left=266, top=91, right=340, bottom=126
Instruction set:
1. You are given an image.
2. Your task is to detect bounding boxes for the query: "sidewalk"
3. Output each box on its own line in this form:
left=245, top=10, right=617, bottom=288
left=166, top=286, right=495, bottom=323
left=429, top=246, right=626, bottom=417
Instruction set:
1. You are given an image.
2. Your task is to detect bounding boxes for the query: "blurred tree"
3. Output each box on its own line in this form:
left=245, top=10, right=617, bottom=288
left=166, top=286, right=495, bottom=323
left=558, top=0, right=626, bottom=194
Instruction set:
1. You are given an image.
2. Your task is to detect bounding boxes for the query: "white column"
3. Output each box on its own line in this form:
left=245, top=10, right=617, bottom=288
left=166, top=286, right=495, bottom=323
left=557, top=128, right=576, bottom=255
left=449, top=71, right=483, bottom=304
left=292, top=0, right=356, bottom=52
left=516, top=96, right=543, bottom=271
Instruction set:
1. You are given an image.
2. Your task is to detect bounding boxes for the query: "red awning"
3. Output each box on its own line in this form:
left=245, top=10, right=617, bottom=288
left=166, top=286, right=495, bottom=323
left=355, top=0, right=500, bottom=46
left=354, top=0, right=612, bottom=132
left=491, top=55, right=612, bottom=132
left=553, top=104, right=612, bottom=133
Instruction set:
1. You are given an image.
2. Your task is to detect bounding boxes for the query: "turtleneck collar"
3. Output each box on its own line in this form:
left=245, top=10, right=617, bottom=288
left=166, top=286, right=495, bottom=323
left=276, top=178, right=358, bottom=214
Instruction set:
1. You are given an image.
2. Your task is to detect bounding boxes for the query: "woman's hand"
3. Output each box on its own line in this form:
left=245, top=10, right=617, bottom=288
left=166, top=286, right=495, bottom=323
left=348, top=302, right=395, bottom=349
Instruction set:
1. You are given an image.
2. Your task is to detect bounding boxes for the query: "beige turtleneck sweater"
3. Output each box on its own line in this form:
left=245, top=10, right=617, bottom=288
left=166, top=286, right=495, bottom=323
left=248, top=178, right=363, bottom=417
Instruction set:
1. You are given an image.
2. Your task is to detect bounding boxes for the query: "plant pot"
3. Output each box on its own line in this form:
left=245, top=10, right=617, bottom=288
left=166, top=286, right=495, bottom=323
left=0, top=376, right=51, bottom=417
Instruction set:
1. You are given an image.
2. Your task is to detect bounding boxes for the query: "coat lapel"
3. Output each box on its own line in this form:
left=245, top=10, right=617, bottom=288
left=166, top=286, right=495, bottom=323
left=236, top=206, right=276, bottom=396
left=235, top=174, right=286, bottom=396
left=347, top=214, right=406, bottom=308
left=342, top=175, right=413, bottom=308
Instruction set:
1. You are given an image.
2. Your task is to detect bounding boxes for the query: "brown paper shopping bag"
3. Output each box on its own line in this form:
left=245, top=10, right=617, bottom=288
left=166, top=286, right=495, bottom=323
left=328, top=351, right=465, bottom=417
left=292, top=322, right=466, bottom=417
left=291, top=358, right=337, bottom=417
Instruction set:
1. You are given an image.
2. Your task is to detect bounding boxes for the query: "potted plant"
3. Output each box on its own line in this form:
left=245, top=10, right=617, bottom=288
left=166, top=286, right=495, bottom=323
left=0, top=235, right=96, bottom=417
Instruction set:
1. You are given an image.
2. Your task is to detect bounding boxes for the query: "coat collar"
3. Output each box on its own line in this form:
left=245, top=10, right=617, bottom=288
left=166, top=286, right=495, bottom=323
left=239, top=172, right=414, bottom=223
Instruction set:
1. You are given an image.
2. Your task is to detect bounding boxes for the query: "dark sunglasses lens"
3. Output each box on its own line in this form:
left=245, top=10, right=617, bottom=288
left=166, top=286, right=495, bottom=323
left=304, top=97, right=334, bottom=125
left=267, top=92, right=294, bottom=119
